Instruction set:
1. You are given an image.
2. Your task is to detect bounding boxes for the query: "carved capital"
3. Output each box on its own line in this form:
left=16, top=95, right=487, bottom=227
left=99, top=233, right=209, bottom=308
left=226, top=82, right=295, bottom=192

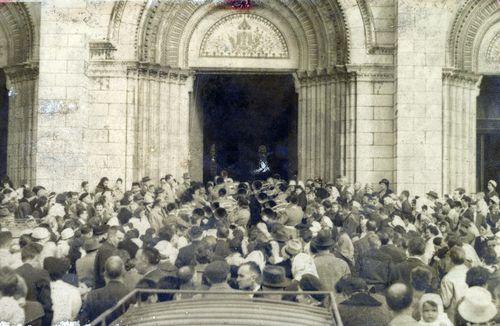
left=3, top=62, right=38, bottom=84
left=442, top=68, right=482, bottom=86
left=89, top=41, right=117, bottom=61
left=346, top=64, right=394, bottom=82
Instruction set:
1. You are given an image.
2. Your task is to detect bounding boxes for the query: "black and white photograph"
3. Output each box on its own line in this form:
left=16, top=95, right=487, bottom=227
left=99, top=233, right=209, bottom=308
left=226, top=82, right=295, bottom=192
left=0, top=0, right=498, bottom=325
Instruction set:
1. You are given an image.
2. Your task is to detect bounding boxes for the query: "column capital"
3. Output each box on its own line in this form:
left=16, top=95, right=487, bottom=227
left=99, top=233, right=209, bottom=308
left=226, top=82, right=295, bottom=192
left=345, top=64, right=394, bottom=82
left=3, top=62, right=38, bottom=84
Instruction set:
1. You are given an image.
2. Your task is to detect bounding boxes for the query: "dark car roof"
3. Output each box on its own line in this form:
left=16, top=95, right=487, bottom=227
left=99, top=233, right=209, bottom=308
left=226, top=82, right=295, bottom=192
left=111, top=297, right=334, bottom=325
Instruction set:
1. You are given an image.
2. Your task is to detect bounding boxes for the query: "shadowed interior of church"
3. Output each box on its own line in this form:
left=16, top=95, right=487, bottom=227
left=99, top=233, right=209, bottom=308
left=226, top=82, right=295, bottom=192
left=477, top=76, right=500, bottom=190
left=197, top=74, right=297, bottom=182
left=0, top=69, right=8, bottom=178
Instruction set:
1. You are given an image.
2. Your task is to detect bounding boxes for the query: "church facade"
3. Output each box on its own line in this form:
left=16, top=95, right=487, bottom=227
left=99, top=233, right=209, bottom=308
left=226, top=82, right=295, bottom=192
left=0, top=0, right=498, bottom=195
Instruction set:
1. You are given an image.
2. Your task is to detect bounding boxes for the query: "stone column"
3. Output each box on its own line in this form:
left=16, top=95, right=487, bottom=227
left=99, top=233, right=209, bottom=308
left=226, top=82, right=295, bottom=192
left=442, top=69, right=482, bottom=194
left=4, top=63, right=38, bottom=186
left=128, top=64, right=193, bottom=182
left=295, top=67, right=354, bottom=182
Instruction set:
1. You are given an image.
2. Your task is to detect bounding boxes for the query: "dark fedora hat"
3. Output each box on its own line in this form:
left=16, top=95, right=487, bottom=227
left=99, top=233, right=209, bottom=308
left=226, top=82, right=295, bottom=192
left=426, top=191, right=439, bottom=199
left=379, top=178, right=390, bottom=186
left=262, top=265, right=290, bottom=288
left=83, top=238, right=101, bottom=252
left=311, top=229, right=335, bottom=249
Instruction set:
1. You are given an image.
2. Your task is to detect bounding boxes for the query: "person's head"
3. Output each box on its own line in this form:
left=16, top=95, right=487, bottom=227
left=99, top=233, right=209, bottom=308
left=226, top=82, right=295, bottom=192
left=43, top=257, right=70, bottom=281
left=115, top=178, right=123, bottom=187
left=487, top=180, right=496, bottom=192
left=0, top=267, right=18, bottom=296
left=465, top=266, right=491, bottom=287
left=399, top=190, right=410, bottom=201
left=203, top=261, right=230, bottom=285
left=135, top=247, right=161, bottom=275
left=104, top=256, right=125, bottom=281
left=407, top=237, right=426, bottom=257
left=21, top=242, right=43, bottom=268
left=449, top=246, right=466, bottom=266
left=81, top=181, right=89, bottom=193
left=237, top=262, right=261, bottom=291
left=386, top=283, right=414, bottom=313
left=0, top=231, right=12, bottom=249
left=410, top=266, right=434, bottom=293
left=419, top=294, right=444, bottom=323
left=107, top=226, right=124, bottom=247
left=99, top=177, right=109, bottom=188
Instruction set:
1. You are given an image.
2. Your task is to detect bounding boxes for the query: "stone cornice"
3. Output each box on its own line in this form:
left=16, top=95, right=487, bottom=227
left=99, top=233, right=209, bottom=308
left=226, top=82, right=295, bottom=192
left=346, top=64, right=394, bottom=81
left=296, top=66, right=352, bottom=82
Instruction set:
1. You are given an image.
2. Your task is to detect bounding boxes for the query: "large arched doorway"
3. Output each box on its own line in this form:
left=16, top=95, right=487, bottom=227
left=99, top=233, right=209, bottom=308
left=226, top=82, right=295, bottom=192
left=476, top=76, right=500, bottom=189
left=125, top=1, right=354, bottom=183
left=443, top=0, right=499, bottom=194
left=194, top=73, right=298, bottom=182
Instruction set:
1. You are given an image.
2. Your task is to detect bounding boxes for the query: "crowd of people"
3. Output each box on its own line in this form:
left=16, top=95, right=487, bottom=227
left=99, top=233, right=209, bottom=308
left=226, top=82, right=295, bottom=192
left=0, top=172, right=498, bottom=325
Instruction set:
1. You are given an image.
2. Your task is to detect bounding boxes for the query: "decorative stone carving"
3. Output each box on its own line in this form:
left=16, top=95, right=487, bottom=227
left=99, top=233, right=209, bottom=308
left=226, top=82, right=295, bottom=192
left=200, top=14, right=288, bottom=58
left=89, top=41, right=117, bottom=60
left=486, top=32, right=500, bottom=63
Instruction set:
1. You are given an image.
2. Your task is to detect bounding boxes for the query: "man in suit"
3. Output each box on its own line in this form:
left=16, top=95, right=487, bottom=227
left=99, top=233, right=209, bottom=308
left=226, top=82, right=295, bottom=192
left=94, top=226, right=121, bottom=288
left=79, top=256, right=130, bottom=324
left=175, top=226, right=204, bottom=268
left=15, top=242, right=53, bottom=325
left=394, top=236, right=438, bottom=290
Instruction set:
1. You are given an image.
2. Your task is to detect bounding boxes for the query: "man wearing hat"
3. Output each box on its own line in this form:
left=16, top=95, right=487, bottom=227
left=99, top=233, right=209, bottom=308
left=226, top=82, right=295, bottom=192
left=260, top=265, right=291, bottom=300
left=76, top=238, right=101, bottom=286
left=336, top=276, right=392, bottom=325
left=202, top=260, right=236, bottom=298
left=312, top=229, right=350, bottom=291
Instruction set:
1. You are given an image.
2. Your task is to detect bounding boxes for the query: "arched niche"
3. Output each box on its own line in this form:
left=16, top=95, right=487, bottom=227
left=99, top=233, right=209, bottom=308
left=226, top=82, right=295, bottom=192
left=442, top=0, right=499, bottom=193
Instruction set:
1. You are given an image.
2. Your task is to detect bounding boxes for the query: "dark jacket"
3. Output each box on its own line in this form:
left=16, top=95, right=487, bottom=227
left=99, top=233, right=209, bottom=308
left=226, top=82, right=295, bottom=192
left=16, top=263, right=53, bottom=325
left=94, top=241, right=118, bottom=288
left=380, top=244, right=407, bottom=264
left=175, top=240, right=202, bottom=268
left=78, top=280, right=130, bottom=324
left=356, top=249, right=398, bottom=292
left=395, top=257, right=439, bottom=290
left=338, top=292, right=392, bottom=326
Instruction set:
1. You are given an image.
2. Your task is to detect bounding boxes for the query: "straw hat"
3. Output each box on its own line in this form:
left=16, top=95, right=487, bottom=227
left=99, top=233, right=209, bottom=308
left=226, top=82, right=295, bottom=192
left=457, top=286, right=497, bottom=323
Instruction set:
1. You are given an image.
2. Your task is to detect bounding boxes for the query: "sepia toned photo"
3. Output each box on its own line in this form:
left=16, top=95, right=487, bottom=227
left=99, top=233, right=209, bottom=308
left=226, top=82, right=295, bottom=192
left=0, top=0, right=498, bottom=325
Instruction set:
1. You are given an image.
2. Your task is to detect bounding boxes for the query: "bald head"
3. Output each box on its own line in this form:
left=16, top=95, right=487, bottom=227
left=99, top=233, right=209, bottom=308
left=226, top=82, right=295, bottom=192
left=105, top=256, right=124, bottom=280
left=386, top=283, right=413, bottom=312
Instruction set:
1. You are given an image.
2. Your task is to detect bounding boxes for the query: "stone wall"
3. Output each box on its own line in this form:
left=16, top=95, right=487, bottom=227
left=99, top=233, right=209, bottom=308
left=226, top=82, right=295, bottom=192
left=394, top=0, right=457, bottom=196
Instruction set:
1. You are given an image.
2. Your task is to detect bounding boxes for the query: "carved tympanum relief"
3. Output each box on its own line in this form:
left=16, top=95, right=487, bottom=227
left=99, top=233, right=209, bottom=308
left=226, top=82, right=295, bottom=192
left=200, top=13, right=288, bottom=58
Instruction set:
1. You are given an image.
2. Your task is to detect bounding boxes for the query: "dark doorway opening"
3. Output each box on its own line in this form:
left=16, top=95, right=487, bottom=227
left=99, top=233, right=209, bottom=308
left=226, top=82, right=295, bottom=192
left=197, top=73, right=297, bottom=182
left=0, top=70, right=8, bottom=178
left=476, top=76, right=500, bottom=191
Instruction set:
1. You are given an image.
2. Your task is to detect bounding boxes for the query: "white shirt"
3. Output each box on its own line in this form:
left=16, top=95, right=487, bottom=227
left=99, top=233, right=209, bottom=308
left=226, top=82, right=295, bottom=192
left=50, top=280, right=82, bottom=324
left=0, top=296, right=25, bottom=324
left=0, top=248, right=23, bottom=269
left=440, top=264, right=468, bottom=321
